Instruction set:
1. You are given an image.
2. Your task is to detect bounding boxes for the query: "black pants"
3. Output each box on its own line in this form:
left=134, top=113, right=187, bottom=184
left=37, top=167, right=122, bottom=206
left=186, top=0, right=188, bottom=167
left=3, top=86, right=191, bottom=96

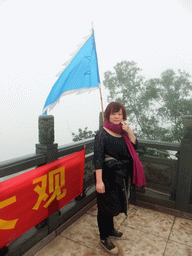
left=97, top=210, right=114, bottom=240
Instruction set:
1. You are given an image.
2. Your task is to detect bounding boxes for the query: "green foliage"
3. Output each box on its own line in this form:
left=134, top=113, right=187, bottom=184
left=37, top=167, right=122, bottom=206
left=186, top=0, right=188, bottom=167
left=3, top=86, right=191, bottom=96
left=103, top=61, right=192, bottom=143
left=72, top=127, right=98, bottom=142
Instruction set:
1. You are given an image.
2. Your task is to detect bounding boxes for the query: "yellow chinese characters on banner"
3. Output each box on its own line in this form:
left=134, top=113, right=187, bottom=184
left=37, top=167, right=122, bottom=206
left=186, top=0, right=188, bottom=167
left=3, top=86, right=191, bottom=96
left=0, top=149, right=85, bottom=250
left=33, top=167, right=67, bottom=210
left=0, top=196, right=18, bottom=230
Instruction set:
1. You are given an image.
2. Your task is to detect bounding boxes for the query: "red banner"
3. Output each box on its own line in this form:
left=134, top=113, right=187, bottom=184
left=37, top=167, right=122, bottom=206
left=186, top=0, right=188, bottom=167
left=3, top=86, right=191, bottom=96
left=0, top=149, right=85, bottom=249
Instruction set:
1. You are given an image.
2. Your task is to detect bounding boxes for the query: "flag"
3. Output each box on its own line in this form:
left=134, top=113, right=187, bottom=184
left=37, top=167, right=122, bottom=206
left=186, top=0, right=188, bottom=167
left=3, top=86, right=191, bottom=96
left=42, top=29, right=100, bottom=115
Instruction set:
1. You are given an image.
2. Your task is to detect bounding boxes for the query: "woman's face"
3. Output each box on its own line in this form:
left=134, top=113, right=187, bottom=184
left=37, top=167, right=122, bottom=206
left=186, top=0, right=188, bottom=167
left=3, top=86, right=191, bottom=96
left=109, top=109, right=124, bottom=124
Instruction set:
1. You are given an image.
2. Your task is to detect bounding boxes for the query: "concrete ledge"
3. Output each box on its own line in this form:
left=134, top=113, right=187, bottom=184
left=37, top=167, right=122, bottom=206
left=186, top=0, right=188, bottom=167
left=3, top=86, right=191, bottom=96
left=131, top=199, right=192, bottom=220
left=56, top=198, right=97, bottom=236
left=22, top=232, right=56, bottom=256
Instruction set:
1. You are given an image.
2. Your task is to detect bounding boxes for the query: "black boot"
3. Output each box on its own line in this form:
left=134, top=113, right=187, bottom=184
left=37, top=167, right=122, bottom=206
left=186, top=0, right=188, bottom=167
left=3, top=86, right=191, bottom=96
left=130, top=184, right=136, bottom=202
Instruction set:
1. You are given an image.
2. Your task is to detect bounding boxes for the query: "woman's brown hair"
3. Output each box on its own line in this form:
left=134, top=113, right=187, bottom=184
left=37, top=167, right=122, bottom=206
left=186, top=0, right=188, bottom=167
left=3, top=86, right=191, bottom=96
left=104, top=102, right=127, bottom=122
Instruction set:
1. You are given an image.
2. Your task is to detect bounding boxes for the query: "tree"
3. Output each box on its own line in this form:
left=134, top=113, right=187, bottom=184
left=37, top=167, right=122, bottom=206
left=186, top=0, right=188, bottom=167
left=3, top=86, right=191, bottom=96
left=103, top=61, right=192, bottom=143
left=150, top=69, right=192, bottom=142
left=72, top=127, right=98, bottom=142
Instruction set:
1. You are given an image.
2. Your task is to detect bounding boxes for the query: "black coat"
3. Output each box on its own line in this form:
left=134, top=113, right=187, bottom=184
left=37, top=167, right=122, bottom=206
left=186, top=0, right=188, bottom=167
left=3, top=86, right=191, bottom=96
left=93, top=129, right=137, bottom=216
left=96, top=158, right=129, bottom=216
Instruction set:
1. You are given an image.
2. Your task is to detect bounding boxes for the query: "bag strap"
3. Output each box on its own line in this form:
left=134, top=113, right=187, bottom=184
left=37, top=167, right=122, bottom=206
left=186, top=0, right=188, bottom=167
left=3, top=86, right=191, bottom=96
left=104, top=154, right=118, bottom=162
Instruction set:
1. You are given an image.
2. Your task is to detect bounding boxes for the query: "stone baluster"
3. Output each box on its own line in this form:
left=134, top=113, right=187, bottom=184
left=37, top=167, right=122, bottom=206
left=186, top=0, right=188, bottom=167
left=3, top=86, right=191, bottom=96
left=35, top=115, right=59, bottom=233
left=175, top=115, right=192, bottom=211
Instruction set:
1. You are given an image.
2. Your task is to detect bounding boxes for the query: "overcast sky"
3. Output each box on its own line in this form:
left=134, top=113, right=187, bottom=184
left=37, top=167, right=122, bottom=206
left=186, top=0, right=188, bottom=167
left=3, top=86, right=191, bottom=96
left=0, top=0, right=192, bottom=161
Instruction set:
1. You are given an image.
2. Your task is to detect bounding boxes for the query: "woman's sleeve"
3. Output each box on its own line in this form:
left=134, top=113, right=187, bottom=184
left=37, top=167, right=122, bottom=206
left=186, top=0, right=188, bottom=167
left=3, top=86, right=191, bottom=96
left=132, top=138, right=139, bottom=150
left=93, top=129, right=106, bottom=170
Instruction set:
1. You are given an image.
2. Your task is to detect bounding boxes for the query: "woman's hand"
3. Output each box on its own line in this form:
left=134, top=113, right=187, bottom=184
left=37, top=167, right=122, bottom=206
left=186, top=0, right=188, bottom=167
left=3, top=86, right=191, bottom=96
left=96, top=181, right=105, bottom=194
left=121, top=121, right=136, bottom=144
left=121, top=121, right=131, bottom=134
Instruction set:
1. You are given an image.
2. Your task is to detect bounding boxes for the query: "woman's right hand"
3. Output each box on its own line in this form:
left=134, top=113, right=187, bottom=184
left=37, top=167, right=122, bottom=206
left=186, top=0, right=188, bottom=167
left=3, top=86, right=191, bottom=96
left=96, top=181, right=105, bottom=194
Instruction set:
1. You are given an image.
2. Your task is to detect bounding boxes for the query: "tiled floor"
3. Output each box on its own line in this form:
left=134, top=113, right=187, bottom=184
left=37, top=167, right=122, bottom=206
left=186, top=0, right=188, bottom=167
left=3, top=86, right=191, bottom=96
left=34, top=204, right=192, bottom=256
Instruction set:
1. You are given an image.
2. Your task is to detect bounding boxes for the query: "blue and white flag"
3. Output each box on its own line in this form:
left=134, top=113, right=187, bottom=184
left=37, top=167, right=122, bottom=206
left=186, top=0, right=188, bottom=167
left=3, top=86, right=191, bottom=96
left=42, top=29, right=100, bottom=115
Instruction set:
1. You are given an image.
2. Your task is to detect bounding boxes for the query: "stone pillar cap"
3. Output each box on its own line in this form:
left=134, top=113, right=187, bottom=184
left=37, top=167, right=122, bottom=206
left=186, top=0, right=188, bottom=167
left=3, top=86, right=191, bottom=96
left=39, top=115, right=54, bottom=119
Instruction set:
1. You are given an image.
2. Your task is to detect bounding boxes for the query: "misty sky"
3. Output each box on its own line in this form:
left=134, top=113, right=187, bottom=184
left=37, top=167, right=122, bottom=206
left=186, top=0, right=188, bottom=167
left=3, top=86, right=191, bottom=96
left=0, top=0, right=192, bottom=162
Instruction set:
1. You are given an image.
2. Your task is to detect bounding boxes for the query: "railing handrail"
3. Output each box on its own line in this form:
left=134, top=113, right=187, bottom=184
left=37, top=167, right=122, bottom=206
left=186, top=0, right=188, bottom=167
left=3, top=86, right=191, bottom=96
left=0, top=138, right=95, bottom=178
left=0, top=137, right=180, bottom=178
left=138, top=139, right=181, bottom=151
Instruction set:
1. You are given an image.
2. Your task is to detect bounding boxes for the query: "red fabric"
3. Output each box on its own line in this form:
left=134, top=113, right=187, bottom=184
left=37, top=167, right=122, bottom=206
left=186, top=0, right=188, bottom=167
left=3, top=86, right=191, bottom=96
left=104, top=122, right=146, bottom=187
left=0, top=149, right=85, bottom=249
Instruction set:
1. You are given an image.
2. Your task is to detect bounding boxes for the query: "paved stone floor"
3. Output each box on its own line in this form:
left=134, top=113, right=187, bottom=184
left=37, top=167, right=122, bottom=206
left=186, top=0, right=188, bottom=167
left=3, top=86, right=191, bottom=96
left=33, top=204, right=192, bottom=256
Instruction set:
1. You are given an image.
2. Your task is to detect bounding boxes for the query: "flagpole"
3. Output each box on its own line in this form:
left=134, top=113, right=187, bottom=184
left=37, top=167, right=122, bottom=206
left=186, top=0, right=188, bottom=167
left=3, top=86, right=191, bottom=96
left=92, top=23, right=104, bottom=123
left=99, top=85, right=104, bottom=123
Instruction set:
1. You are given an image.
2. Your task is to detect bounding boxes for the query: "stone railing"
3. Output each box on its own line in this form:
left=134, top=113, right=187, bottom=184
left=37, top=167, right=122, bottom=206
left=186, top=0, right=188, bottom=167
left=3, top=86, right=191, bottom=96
left=0, top=115, right=192, bottom=256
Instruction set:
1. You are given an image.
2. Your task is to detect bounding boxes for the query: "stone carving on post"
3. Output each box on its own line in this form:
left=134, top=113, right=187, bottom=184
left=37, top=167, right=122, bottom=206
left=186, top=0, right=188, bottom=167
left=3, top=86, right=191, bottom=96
left=36, top=115, right=58, bottom=163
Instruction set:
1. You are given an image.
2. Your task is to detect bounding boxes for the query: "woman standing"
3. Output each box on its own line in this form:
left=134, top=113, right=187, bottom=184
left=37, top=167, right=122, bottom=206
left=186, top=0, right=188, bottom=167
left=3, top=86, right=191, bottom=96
left=93, top=102, right=146, bottom=255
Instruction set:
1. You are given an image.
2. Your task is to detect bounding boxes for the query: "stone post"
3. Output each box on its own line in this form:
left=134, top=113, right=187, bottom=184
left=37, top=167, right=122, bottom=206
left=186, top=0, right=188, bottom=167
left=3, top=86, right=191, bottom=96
left=36, top=115, right=58, bottom=163
left=99, top=111, right=103, bottom=129
left=175, top=115, right=192, bottom=211
left=36, top=115, right=59, bottom=233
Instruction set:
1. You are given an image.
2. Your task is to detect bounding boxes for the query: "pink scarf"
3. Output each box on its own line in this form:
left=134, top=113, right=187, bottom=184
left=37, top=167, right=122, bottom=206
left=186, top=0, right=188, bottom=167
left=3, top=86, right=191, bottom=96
left=104, top=122, right=146, bottom=187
